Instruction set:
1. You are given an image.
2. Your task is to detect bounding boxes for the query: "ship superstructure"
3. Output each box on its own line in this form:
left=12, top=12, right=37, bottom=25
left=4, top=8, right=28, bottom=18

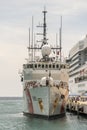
left=68, top=35, right=87, bottom=95
left=21, top=9, right=69, bottom=119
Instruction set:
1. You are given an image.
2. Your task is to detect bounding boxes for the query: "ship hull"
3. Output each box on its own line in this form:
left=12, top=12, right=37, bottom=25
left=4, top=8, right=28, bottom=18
left=23, top=112, right=65, bottom=119
left=23, top=86, right=68, bottom=119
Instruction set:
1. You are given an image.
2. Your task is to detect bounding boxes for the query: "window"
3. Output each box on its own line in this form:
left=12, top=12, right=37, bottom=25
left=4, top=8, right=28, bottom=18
left=49, top=64, right=51, bottom=68
left=46, top=64, right=48, bottom=68
left=38, top=64, right=41, bottom=68
left=42, top=64, right=44, bottom=68
left=53, top=64, right=55, bottom=68
left=35, top=64, right=37, bottom=68
left=30, top=64, right=33, bottom=68
left=56, top=64, right=59, bottom=68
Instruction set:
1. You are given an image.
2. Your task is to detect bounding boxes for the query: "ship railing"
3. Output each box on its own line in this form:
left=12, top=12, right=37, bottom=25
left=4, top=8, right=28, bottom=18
left=24, top=80, right=68, bottom=90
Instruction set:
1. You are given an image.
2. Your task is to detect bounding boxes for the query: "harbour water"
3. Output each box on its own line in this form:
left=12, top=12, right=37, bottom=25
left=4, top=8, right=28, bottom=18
left=0, top=98, right=87, bottom=130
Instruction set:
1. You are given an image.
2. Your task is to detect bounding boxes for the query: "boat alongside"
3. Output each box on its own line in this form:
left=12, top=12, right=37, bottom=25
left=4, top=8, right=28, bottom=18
left=21, top=9, right=69, bottom=119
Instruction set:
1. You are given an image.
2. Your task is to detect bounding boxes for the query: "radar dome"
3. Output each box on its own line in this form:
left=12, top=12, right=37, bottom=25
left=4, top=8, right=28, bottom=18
left=40, top=77, right=53, bottom=86
left=42, top=45, right=51, bottom=57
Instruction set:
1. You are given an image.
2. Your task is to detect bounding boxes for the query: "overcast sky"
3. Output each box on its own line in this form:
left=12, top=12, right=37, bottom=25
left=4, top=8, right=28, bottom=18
left=0, top=0, right=87, bottom=96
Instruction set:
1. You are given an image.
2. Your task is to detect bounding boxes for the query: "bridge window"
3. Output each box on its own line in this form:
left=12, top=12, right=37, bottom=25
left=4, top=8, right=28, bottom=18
left=56, top=64, right=59, bottom=68
left=53, top=64, right=55, bottom=68
left=49, top=64, right=51, bottom=68
left=35, top=64, right=37, bottom=68
left=38, top=64, right=41, bottom=68
left=42, top=64, right=44, bottom=68
left=46, top=64, right=48, bottom=68
left=30, top=64, right=33, bottom=68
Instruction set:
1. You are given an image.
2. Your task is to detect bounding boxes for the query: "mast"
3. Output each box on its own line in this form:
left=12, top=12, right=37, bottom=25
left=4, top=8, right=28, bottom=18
left=42, top=7, right=47, bottom=46
left=28, top=9, right=62, bottom=57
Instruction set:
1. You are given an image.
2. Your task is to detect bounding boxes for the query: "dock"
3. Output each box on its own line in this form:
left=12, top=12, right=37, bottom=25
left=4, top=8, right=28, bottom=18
left=66, top=96, right=87, bottom=116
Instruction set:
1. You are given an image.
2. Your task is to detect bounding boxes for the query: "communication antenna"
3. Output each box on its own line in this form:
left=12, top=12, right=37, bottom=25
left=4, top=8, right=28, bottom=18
left=28, top=28, right=30, bottom=61
left=32, top=16, right=34, bottom=61
left=59, top=16, right=62, bottom=69
left=56, top=33, right=58, bottom=61
left=34, top=33, right=36, bottom=61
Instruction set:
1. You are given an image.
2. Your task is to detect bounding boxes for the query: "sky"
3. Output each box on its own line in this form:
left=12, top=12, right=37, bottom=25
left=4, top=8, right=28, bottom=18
left=0, top=0, right=87, bottom=97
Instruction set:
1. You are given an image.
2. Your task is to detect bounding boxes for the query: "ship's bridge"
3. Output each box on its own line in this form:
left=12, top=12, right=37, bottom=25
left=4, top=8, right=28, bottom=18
left=23, top=62, right=68, bottom=70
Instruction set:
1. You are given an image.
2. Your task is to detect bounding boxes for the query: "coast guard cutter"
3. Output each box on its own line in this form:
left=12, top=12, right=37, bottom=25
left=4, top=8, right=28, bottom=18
left=21, top=9, right=69, bottom=119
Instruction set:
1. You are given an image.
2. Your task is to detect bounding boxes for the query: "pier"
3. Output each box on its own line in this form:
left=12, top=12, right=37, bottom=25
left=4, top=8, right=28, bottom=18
left=66, top=96, right=87, bottom=116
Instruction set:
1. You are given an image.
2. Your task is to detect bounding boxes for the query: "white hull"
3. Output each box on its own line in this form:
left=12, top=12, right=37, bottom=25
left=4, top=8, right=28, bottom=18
left=23, top=86, right=68, bottom=118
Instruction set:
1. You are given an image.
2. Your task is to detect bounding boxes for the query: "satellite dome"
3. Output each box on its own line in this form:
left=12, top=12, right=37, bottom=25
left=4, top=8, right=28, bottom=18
left=40, top=76, right=53, bottom=86
left=42, top=45, right=51, bottom=57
